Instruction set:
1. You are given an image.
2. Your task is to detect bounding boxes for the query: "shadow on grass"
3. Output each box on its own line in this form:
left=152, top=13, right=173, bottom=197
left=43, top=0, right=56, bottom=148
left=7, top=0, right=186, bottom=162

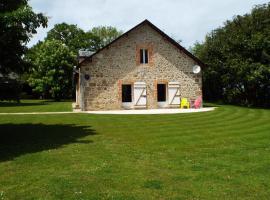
left=0, top=123, right=96, bottom=162
left=0, top=101, right=49, bottom=107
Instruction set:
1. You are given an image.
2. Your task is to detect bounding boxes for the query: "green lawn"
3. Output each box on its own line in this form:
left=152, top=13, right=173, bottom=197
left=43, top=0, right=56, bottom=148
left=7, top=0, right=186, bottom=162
left=0, top=103, right=269, bottom=199
left=0, top=99, right=72, bottom=113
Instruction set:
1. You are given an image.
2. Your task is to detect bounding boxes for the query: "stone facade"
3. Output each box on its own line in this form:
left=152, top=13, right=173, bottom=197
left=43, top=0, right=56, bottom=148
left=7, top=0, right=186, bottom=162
left=78, top=21, right=202, bottom=111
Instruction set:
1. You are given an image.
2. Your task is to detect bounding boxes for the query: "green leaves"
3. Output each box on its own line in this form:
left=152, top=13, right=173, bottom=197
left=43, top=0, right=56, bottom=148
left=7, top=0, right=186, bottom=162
left=90, top=26, right=123, bottom=48
left=192, top=3, right=270, bottom=107
left=46, top=23, right=93, bottom=53
left=0, top=0, right=47, bottom=74
left=45, top=23, right=123, bottom=54
left=25, top=22, right=122, bottom=100
left=27, top=40, right=75, bottom=100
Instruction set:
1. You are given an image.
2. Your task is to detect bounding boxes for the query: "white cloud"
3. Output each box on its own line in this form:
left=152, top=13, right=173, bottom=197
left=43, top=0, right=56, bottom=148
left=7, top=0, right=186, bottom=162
left=28, top=0, right=269, bottom=48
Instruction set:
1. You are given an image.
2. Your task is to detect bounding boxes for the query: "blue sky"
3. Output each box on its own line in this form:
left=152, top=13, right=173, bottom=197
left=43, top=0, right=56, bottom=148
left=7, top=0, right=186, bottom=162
left=28, top=0, right=269, bottom=48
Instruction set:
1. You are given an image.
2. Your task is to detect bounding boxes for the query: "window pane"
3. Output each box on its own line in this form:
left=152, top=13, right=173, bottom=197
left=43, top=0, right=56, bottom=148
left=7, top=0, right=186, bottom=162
left=145, top=49, right=148, bottom=63
left=157, top=84, right=166, bottom=102
left=140, top=49, right=144, bottom=64
left=140, top=49, right=148, bottom=64
left=122, top=85, right=132, bottom=102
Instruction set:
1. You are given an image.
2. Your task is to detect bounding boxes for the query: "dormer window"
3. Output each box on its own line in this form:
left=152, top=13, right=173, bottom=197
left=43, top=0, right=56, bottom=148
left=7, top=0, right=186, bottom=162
left=140, top=49, right=148, bottom=64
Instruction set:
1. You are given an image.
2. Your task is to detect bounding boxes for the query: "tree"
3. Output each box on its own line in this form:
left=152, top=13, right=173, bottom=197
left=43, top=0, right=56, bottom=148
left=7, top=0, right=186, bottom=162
left=26, top=40, right=75, bottom=100
left=90, top=26, right=123, bottom=48
left=25, top=23, right=122, bottom=100
left=0, top=0, right=47, bottom=75
left=46, top=23, right=101, bottom=53
left=45, top=23, right=123, bottom=53
left=192, top=3, right=270, bottom=107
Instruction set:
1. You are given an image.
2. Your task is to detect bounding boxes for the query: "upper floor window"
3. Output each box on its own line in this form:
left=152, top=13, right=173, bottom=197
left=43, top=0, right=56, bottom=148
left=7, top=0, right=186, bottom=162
left=140, top=49, right=148, bottom=64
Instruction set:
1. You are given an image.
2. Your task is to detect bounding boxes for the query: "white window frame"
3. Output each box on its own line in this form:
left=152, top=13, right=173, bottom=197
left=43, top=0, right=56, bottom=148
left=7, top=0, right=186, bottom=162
left=140, top=49, right=148, bottom=64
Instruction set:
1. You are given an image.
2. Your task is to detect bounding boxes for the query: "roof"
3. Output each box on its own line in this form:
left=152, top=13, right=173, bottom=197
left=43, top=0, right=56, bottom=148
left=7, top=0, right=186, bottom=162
left=79, top=19, right=206, bottom=67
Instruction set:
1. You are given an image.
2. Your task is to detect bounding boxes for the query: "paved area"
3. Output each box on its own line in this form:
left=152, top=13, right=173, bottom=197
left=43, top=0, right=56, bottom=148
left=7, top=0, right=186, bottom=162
left=84, top=107, right=216, bottom=115
left=0, top=107, right=216, bottom=115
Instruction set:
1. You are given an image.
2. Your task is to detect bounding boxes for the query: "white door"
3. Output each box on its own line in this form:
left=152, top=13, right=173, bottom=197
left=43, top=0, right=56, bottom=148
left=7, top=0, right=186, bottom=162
left=134, top=82, right=147, bottom=107
left=168, top=82, right=180, bottom=105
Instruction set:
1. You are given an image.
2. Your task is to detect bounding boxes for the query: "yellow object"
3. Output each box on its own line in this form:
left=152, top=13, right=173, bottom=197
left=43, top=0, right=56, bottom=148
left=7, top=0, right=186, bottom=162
left=180, top=98, right=190, bottom=109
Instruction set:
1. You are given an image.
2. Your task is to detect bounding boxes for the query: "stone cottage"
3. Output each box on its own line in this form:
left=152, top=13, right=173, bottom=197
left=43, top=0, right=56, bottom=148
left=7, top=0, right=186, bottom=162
left=75, top=20, right=205, bottom=111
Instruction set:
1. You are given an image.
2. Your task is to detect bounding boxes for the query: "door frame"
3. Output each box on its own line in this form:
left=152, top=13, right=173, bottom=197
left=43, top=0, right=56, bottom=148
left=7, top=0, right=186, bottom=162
left=156, top=81, right=168, bottom=108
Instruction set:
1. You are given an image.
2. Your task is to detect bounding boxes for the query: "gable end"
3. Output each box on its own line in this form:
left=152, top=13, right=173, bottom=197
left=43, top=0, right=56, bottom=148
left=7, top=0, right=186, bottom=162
left=79, top=20, right=205, bottom=68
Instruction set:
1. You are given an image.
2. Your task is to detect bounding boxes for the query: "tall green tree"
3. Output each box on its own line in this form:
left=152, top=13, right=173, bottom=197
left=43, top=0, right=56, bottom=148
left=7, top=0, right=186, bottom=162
left=46, top=23, right=101, bottom=53
left=44, top=23, right=123, bottom=54
left=26, top=23, right=122, bottom=100
left=192, top=3, right=270, bottom=107
left=26, top=40, right=75, bottom=100
left=90, top=26, right=123, bottom=48
left=0, top=0, right=47, bottom=75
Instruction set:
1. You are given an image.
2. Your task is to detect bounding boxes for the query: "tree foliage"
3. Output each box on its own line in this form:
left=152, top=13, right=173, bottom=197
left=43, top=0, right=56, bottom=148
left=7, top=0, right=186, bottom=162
left=26, top=40, right=75, bottom=100
left=192, top=3, right=270, bottom=107
left=45, top=23, right=123, bottom=53
left=0, top=0, right=47, bottom=75
left=26, top=22, right=122, bottom=100
left=90, top=26, right=123, bottom=48
left=0, top=77, right=21, bottom=102
left=46, top=23, right=101, bottom=53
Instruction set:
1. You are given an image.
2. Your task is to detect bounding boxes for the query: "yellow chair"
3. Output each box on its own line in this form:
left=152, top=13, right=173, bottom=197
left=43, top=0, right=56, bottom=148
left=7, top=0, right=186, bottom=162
left=180, top=98, right=190, bottom=109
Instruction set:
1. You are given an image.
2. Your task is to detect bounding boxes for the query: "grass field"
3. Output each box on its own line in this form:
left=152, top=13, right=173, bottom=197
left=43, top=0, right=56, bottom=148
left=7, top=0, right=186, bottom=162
left=0, top=99, right=72, bottom=113
left=0, top=102, right=269, bottom=199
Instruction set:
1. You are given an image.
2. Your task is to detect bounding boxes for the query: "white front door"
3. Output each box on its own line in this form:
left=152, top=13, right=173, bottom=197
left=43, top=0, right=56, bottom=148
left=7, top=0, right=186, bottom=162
left=168, top=82, right=180, bottom=105
left=134, top=82, right=147, bottom=107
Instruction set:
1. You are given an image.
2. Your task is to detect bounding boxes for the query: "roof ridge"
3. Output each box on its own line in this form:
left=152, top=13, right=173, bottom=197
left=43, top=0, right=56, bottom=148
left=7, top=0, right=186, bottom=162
left=79, top=19, right=205, bottom=67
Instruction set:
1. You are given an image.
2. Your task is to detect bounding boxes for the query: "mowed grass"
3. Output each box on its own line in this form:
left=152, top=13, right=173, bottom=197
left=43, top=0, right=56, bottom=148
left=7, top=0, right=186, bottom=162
left=0, top=104, right=270, bottom=199
left=0, top=99, right=72, bottom=113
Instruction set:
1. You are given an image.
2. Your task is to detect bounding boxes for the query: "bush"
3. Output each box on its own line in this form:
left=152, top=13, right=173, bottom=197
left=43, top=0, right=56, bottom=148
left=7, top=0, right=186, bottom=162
left=0, top=78, right=22, bottom=102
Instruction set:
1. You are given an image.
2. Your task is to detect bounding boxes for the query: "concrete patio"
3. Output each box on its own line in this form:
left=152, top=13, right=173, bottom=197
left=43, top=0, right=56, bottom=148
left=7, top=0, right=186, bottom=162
left=81, top=107, right=216, bottom=115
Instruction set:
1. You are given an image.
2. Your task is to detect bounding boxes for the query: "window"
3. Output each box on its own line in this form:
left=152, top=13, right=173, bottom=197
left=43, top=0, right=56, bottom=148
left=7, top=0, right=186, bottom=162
left=122, top=84, right=132, bottom=102
left=140, top=49, right=148, bottom=64
left=157, top=84, right=166, bottom=102
left=136, top=45, right=153, bottom=66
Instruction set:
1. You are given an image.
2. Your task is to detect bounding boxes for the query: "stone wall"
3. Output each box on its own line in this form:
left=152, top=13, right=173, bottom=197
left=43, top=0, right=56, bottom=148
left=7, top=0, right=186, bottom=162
left=79, top=23, right=202, bottom=110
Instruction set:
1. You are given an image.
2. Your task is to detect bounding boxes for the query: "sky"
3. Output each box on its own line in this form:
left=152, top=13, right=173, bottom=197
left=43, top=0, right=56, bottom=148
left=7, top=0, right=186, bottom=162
left=28, top=0, right=269, bottom=48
